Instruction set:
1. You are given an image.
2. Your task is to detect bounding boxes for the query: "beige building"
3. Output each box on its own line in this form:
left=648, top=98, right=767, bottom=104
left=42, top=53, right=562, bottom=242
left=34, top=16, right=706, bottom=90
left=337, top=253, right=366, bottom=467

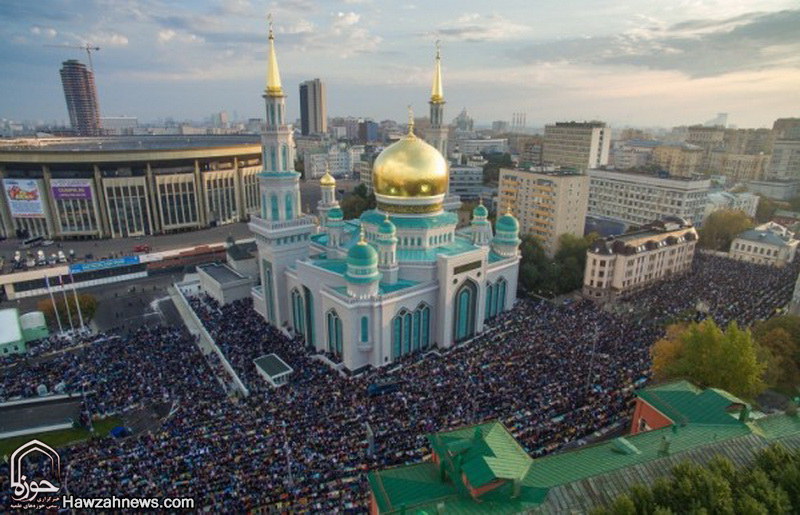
left=652, top=144, right=703, bottom=177
left=498, top=168, right=589, bottom=255
left=583, top=217, right=697, bottom=302
left=543, top=121, right=610, bottom=171
left=729, top=222, right=797, bottom=267
left=709, top=152, right=770, bottom=181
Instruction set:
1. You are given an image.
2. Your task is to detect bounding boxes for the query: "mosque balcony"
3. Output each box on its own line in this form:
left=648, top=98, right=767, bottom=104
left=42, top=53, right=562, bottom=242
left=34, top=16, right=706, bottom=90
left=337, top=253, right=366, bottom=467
left=249, top=214, right=316, bottom=235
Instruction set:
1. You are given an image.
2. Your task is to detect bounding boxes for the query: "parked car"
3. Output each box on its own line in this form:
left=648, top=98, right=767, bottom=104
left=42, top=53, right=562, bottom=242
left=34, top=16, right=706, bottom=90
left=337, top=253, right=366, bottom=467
left=133, top=244, right=151, bottom=253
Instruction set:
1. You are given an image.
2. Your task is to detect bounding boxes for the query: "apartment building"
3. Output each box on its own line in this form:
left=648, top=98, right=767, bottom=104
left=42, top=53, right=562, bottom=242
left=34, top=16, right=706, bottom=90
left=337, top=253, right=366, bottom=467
left=543, top=121, right=610, bottom=171
left=498, top=168, right=589, bottom=255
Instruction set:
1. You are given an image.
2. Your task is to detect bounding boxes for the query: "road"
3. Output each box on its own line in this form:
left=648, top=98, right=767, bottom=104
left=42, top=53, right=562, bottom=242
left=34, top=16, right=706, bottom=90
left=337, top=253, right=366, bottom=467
left=0, top=178, right=360, bottom=271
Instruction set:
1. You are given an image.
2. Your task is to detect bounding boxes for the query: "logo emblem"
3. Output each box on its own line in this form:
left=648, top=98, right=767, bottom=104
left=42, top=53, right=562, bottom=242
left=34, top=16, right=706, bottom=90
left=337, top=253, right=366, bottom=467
left=9, top=440, right=61, bottom=504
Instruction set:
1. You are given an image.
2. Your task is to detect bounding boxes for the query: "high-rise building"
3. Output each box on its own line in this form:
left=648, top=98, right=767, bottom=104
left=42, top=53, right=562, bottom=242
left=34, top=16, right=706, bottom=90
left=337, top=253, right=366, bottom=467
left=498, top=168, right=589, bottom=255
left=543, top=121, right=610, bottom=172
left=298, top=78, right=327, bottom=136
left=59, top=60, right=101, bottom=136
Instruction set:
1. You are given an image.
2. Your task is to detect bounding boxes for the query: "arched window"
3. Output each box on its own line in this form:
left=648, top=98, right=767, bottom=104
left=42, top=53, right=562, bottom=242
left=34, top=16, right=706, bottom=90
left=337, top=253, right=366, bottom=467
left=261, top=193, right=267, bottom=218
left=485, top=282, right=494, bottom=321
left=327, top=310, right=342, bottom=357
left=420, top=304, right=431, bottom=349
left=263, top=259, right=275, bottom=323
left=403, top=312, right=413, bottom=355
left=282, top=145, right=289, bottom=171
left=285, top=192, right=294, bottom=219
left=413, top=309, right=421, bottom=351
left=270, top=147, right=277, bottom=171
left=303, top=286, right=315, bottom=346
left=496, top=277, right=507, bottom=313
left=291, top=289, right=304, bottom=336
left=268, top=104, right=275, bottom=126
left=453, top=280, right=477, bottom=342
left=270, top=194, right=279, bottom=220
left=360, top=316, right=369, bottom=343
left=392, top=316, right=402, bottom=358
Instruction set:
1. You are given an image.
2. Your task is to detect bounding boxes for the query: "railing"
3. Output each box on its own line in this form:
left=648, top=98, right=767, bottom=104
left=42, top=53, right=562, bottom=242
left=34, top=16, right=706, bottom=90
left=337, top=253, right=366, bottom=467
left=249, top=215, right=316, bottom=232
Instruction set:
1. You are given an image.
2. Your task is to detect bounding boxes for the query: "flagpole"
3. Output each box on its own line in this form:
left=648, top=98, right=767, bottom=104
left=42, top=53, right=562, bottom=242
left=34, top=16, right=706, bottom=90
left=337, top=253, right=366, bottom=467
left=59, top=275, right=74, bottom=333
left=69, top=271, right=84, bottom=332
left=45, top=276, right=64, bottom=335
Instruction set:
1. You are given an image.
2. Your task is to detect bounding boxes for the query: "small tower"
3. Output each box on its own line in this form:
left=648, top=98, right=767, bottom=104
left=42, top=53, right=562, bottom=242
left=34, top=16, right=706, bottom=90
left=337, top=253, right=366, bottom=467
left=326, top=206, right=344, bottom=251
left=346, top=228, right=380, bottom=299
left=376, top=214, right=398, bottom=284
left=250, top=16, right=315, bottom=327
left=470, top=199, right=493, bottom=247
left=317, top=166, right=338, bottom=227
left=492, top=207, right=521, bottom=258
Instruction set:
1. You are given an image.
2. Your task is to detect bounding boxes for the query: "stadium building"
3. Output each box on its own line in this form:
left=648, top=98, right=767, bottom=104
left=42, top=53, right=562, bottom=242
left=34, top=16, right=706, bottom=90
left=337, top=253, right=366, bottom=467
left=250, top=29, right=521, bottom=371
left=0, top=135, right=262, bottom=239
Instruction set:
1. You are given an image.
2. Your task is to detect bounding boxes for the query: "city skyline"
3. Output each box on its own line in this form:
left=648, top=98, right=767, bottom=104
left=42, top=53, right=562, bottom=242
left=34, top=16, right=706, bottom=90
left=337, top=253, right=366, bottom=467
left=0, top=0, right=799, bottom=128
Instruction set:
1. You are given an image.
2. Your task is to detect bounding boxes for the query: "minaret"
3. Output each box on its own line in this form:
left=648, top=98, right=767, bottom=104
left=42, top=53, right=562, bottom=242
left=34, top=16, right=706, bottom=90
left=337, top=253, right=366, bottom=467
left=317, top=164, right=339, bottom=227
left=376, top=214, right=398, bottom=284
left=470, top=198, right=493, bottom=247
left=250, top=16, right=315, bottom=333
left=424, top=41, right=448, bottom=159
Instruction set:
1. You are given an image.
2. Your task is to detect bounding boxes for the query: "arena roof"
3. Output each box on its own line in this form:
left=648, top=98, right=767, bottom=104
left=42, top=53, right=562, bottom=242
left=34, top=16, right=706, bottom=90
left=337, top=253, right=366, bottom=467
left=0, top=135, right=260, bottom=152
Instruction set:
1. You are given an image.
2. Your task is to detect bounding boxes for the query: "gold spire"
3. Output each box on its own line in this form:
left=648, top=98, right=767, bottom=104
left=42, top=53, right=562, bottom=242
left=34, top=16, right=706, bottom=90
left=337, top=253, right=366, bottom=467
left=407, top=105, right=415, bottom=137
left=359, top=224, right=366, bottom=243
left=430, top=40, right=444, bottom=104
left=265, top=14, right=284, bottom=97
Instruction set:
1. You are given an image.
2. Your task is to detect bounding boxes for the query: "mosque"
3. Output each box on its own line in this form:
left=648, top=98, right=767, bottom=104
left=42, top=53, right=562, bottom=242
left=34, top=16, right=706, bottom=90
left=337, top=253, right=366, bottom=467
left=249, top=24, right=521, bottom=371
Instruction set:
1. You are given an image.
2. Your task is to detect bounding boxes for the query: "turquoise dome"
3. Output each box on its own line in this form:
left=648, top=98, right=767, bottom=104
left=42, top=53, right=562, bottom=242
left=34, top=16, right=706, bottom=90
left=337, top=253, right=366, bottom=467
left=473, top=203, right=488, bottom=218
left=378, top=217, right=396, bottom=234
left=328, top=207, right=343, bottom=220
left=347, top=240, right=378, bottom=267
left=496, top=213, right=519, bottom=232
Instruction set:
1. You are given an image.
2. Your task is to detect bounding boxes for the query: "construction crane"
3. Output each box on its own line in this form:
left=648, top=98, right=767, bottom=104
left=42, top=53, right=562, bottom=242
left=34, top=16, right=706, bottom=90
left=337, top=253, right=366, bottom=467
left=44, top=43, right=101, bottom=72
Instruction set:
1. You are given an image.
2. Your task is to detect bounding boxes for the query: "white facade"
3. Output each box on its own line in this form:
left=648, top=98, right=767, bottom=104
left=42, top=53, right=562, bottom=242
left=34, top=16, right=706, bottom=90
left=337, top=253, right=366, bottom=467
left=583, top=218, right=698, bottom=302
left=588, top=169, right=711, bottom=228
left=543, top=122, right=610, bottom=171
left=703, top=191, right=759, bottom=221
left=729, top=222, right=797, bottom=267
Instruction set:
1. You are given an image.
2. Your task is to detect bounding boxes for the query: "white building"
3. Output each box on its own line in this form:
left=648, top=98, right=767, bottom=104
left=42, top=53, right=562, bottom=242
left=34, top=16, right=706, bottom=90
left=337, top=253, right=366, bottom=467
left=583, top=217, right=697, bottom=302
left=449, top=166, right=484, bottom=200
left=306, top=143, right=363, bottom=179
left=250, top=31, right=520, bottom=371
left=456, top=138, right=508, bottom=155
left=703, top=191, right=759, bottom=221
left=588, top=169, right=711, bottom=229
left=729, top=222, right=798, bottom=267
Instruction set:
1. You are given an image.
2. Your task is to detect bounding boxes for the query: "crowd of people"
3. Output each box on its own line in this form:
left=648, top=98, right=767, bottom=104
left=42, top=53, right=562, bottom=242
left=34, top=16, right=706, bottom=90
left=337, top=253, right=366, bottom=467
left=0, top=253, right=795, bottom=511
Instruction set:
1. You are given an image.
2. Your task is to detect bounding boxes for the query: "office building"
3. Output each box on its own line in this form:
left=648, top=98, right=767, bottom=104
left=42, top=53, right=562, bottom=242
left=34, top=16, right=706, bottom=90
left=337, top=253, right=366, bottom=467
left=59, top=60, right=101, bottom=137
left=611, top=139, right=658, bottom=169
left=709, top=151, right=770, bottom=181
left=729, top=222, right=797, bottom=267
left=703, top=191, right=759, bottom=221
left=543, top=121, right=610, bottom=171
left=766, top=139, right=800, bottom=181
left=588, top=169, right=711, bottom=229
left=583, top=217, right=697, bottom=301
left=298, top=78, right=327, bottom=136
left=499, top=168, right=589, bottom=255
left=449, top=166, right=484, bottom=200
left=250, top=30, right=520, bottom=371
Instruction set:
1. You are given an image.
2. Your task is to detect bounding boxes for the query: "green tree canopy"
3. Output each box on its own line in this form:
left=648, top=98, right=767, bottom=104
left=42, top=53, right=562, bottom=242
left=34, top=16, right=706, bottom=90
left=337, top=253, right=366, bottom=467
left=518, top=233, right=597, bottom=297
left=340, top=184, right=376, bottom=219
left=698, top=209, right=754, bottom=251
left=753, top=315, right=800, bottom=393
left=651, top=319, right=766, bottom=399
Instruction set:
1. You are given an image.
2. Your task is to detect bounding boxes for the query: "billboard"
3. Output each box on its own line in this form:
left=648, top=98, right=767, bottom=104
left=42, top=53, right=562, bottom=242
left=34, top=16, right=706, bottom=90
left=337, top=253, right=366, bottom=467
left=69, top=255, right=140, bottom=274
left=51, top=178, right=94, bottom=201
left=3, top=179, right=45, bottom=218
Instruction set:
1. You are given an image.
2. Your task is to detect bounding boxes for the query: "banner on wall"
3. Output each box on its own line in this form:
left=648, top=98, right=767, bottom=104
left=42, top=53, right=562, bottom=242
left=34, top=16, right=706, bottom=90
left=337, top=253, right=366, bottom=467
left=3, top=178, right=45, bottom=218
left=51, top=178, right=94, bottom=201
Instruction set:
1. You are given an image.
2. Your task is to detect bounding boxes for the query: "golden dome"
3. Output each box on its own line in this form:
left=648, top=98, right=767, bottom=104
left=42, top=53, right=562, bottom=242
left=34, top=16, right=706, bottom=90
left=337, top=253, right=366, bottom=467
left=372, top=133, right=448, bottom=198
left=320, top=171, right=336, bottom=186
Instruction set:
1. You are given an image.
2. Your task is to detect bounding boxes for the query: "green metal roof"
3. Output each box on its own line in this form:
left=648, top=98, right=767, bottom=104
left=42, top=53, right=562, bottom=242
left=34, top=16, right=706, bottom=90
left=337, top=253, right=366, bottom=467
left=636, top=381, right=747, bottom=426
left=495, top=213, right=519, bottom=232
left=753, top=413, right=800, bottom=440
left=347, top=241, right=379, bottom=266
left=311, top=259, right=347, bottom=275
left=361, top=209, right=458, bottom=229
left=253, top=353, right=292, bottom=377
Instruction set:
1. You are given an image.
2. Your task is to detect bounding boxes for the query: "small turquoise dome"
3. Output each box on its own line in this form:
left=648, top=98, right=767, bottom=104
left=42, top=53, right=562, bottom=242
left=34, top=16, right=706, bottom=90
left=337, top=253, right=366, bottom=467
left=473, top=203, right=488, bottom=218
left=347, top=240, right=378, bottom=266
left=496, top=213, right=519, bottom=232
left=378, top=216, right=396, bottom=234
left=328, top=207, right=343, bottom=220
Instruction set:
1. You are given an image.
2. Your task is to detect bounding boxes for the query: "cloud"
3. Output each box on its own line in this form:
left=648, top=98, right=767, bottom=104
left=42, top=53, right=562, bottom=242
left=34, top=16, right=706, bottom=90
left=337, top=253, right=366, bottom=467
left=157, top=28, right=203, bottom=45
left=30, top=25, right=58, bottom=38
left=510, top=9, right=800, bottom=78
left=432, top=13, right=532, bottom=42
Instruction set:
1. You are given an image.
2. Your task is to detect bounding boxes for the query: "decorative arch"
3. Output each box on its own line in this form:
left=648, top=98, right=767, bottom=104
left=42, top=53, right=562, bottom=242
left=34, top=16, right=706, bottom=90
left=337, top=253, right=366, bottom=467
left=270, top=194, right=280, bottom=220
left=303, top=286, right=314, bottom=347
left=485, top=282, right=495, bottom=321
left=496, top=277, right=507, bottom=314
left=453, top=279, right=478, bottom=343
left=281, top=144, right=289, bottom=171
left=285, top=192, right=294, bottom=220
left=291, top=288, right=304, bottom=336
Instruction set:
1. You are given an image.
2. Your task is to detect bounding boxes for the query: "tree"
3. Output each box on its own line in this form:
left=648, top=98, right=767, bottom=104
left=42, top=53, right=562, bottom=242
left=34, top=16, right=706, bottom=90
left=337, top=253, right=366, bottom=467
left=753, top=316, right=800, bottom=392
left=340, top=184, right=376, bottom=219
left=481, top=152, right=513, bottom=184
left=698, top=209, right=754, bottom=251
left=755, top=195, right=779, bottom=223
left=517, top=233, right=598, bottom=297
left=37, top=292, right=98, bottom=329
left=650, top=319, right=766, bottom=398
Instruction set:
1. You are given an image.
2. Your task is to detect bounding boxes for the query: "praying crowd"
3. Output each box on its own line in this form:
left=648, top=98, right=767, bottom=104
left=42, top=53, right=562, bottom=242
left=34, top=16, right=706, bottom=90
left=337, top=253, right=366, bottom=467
left=0, top=253, right=795, bottom=511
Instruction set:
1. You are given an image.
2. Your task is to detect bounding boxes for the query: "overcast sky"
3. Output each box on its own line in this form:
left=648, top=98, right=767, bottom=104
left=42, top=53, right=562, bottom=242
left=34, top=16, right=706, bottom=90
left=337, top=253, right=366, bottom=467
left=1, top=0, right=798, bottom=128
